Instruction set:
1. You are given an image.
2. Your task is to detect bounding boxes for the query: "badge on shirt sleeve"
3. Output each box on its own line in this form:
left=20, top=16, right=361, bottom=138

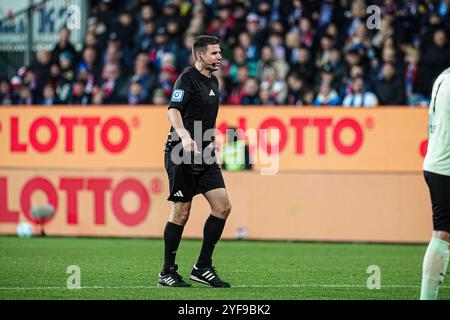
left=171, top=89, right=184, bottom=102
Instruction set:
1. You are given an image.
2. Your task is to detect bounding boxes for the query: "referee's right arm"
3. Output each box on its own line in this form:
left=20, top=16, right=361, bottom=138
left=168, top=108, right=199, bottom=154
left=168, top=74, right=200, bottom=154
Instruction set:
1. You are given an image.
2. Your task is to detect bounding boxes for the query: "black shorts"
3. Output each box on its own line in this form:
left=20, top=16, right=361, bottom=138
left=424, top=170, right=450, bottom=233
left=164, top=151, right=225, bottom=202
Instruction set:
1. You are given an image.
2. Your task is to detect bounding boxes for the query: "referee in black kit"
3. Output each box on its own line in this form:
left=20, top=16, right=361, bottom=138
left=157, top=35, right=231, bottom=288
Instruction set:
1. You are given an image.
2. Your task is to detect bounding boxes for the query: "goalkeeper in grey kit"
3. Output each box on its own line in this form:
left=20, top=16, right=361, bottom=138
left=421, top=66, right=450, bottom=299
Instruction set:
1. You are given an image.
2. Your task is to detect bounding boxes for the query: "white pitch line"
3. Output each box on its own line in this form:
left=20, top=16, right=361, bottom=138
left=0, top=284, right=449, bottom=290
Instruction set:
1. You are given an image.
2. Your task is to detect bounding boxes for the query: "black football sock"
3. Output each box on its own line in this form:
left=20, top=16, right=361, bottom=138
left=196, top=215, right=226, bottom=268
left=162, top=221, right=184, bottom=274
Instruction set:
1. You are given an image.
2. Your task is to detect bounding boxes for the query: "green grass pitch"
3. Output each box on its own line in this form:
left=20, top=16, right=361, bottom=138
left=0, top=236, right=448, bottom=300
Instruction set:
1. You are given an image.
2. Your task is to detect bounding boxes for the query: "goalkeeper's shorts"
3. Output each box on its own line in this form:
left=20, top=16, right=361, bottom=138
left=424, top=170, right=450, bottom=233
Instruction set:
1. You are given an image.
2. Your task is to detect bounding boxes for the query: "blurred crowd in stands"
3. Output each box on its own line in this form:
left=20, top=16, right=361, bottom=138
left=1, top=0, right=450, bottom=107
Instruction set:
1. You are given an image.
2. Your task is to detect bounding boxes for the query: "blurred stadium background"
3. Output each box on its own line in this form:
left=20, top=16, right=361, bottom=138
left=1, top=0, right=450, bottom=299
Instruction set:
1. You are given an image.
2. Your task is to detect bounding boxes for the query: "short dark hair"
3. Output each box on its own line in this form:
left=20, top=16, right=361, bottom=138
left=192, top=35, right=220, bottom=59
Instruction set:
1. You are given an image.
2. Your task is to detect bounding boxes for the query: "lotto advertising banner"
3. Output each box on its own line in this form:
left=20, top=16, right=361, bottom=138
left=0, top=169, right=430, bottom=242
left=0, top=106, right=431, bottom=242
left=0, top=107, right=168, bottom=169
left=0, top=106, right=428, bottom=172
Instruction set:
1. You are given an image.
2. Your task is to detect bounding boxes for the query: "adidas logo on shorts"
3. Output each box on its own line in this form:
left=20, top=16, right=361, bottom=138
left=173, top=190, right=184, bottom=197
